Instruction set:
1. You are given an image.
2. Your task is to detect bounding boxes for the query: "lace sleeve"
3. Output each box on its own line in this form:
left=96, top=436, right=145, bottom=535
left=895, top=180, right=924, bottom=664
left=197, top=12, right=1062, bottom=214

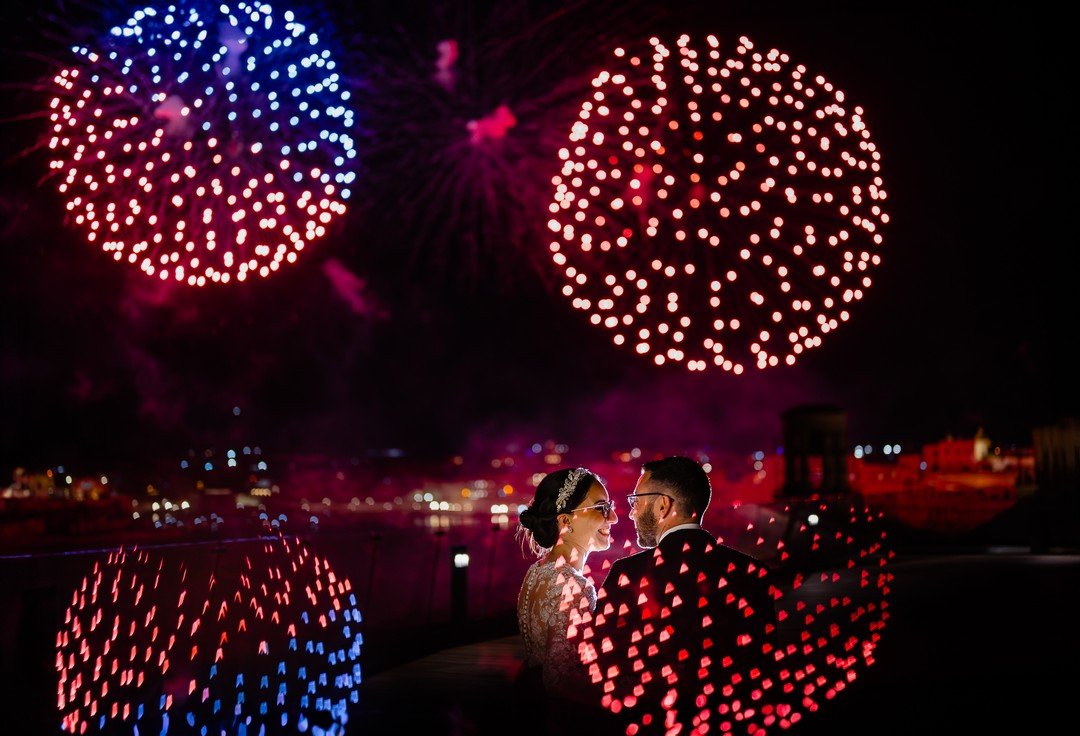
left=539, top=566, right=596, bottom=698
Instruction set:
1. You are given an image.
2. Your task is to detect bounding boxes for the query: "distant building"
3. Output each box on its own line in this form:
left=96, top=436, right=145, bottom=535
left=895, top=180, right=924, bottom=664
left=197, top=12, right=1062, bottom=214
left=68, top=476, right=107, bottom=502
left=4, top=468, right=56, bottom=499
left=1033, top=418, right=1080, bottom=491
left=1029, top=419, right=1080, bottom=550
left=779, top=404, right=849, bottom=497
left=922, top=429, right=991, bottom=472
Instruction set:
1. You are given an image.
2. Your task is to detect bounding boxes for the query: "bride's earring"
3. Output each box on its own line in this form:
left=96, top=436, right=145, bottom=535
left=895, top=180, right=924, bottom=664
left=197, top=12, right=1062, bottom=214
left=565, top=524, right=574, bottom=534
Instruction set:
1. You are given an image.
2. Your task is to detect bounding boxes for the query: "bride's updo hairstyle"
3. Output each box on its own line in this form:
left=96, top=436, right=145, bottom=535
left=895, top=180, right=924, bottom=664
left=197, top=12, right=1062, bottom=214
left=517, top=466, right=600, bottom=556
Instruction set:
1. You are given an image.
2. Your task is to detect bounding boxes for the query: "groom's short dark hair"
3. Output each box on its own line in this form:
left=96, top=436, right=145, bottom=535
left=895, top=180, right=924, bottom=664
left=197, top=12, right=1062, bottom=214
left=642, top=455, right=711, bottom=518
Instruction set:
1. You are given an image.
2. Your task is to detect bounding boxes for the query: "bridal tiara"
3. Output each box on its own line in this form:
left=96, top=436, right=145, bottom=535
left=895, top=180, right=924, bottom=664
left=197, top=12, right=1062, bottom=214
left=555, top=467, right=588, bottom=512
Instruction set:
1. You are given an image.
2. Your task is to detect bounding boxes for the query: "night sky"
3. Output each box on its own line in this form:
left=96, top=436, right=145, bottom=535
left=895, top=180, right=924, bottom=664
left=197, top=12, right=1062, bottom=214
left=0, top=0, right=1073, bottom=476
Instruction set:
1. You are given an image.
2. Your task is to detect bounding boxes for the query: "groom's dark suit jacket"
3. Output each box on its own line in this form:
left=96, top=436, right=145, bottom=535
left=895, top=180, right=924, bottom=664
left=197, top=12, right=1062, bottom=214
left=590, top=527, right=776, bottom=727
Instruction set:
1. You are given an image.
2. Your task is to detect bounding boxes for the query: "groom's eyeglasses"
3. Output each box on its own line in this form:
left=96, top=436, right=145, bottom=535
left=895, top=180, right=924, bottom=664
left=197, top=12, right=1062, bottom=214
left=573, top=500, right=615, bottom=520
left=626, top=492, right=673, bottom=509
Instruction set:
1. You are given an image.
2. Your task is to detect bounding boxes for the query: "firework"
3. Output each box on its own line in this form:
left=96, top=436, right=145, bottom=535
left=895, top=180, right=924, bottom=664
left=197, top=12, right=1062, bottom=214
left=358, top=0, right=655, bottom=287
left=548, top=34, right=889, bottom=372
left=46, top=0, right=357, bottom=285
left=56, top=537, right=362, bottom=733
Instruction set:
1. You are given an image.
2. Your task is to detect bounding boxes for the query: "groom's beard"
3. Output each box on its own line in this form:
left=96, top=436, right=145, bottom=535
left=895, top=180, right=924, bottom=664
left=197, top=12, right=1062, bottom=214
left=635, top=506, right=660, bottom=548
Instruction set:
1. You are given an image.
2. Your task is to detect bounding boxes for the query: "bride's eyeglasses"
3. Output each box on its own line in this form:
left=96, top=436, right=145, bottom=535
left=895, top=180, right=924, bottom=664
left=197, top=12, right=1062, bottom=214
left=572, top=500, right=615, bottom=520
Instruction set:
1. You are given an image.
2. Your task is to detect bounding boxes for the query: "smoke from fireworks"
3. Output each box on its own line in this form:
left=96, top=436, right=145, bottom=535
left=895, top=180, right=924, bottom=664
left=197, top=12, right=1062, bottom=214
left=548, top=34, right=889, bottom=372
left=45, top=0, right=358, bottom=286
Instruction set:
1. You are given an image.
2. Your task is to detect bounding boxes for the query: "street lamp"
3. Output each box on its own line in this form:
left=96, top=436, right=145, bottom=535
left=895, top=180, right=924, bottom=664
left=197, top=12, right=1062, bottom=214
left=451, top=544, right=469, bottom=622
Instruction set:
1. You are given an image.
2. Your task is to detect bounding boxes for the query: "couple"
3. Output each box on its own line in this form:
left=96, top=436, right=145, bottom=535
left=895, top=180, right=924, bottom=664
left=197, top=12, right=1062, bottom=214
left=516, top=456, right=776, bottom=729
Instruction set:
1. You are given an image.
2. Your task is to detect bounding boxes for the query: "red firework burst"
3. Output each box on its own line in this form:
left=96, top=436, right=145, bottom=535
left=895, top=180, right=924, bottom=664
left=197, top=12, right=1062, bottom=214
left=548, top=34, right=889, bottom=373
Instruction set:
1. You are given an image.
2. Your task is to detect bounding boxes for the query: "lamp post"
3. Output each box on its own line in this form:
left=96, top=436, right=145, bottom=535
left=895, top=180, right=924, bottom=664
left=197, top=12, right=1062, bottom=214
left=426, top=528, right=446, bottom=623
left=451, top=544, right=469, bottom=623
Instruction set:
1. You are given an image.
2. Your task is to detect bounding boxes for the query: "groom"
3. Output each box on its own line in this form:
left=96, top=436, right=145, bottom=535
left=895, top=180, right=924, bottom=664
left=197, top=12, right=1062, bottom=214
left=589, top=456, right=776, bottom=730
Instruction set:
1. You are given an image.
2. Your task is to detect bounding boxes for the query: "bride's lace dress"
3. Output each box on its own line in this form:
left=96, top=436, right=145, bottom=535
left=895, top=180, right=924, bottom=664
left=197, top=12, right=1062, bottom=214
left=517, top=560, right=596, bottom=697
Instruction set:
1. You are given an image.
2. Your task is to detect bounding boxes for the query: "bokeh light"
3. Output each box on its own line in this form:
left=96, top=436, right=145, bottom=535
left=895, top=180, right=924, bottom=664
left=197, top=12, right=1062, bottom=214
left=46, top=1, right=357, bottom=285
left=548, top=34, right=889, bottom=372
left=573, top=498, right=892, bottom=734
left=57, top=536, right=362, bottom=733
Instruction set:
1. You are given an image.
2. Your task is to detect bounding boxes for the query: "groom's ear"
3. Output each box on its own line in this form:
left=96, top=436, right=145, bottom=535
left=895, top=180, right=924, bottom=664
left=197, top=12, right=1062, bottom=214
left=661, top=494, right=675, bottom=516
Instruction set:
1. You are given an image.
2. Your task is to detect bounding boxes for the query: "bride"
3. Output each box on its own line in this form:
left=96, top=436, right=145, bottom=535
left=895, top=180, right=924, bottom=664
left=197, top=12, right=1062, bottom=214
left=516, top=466, right=618, bottom=701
